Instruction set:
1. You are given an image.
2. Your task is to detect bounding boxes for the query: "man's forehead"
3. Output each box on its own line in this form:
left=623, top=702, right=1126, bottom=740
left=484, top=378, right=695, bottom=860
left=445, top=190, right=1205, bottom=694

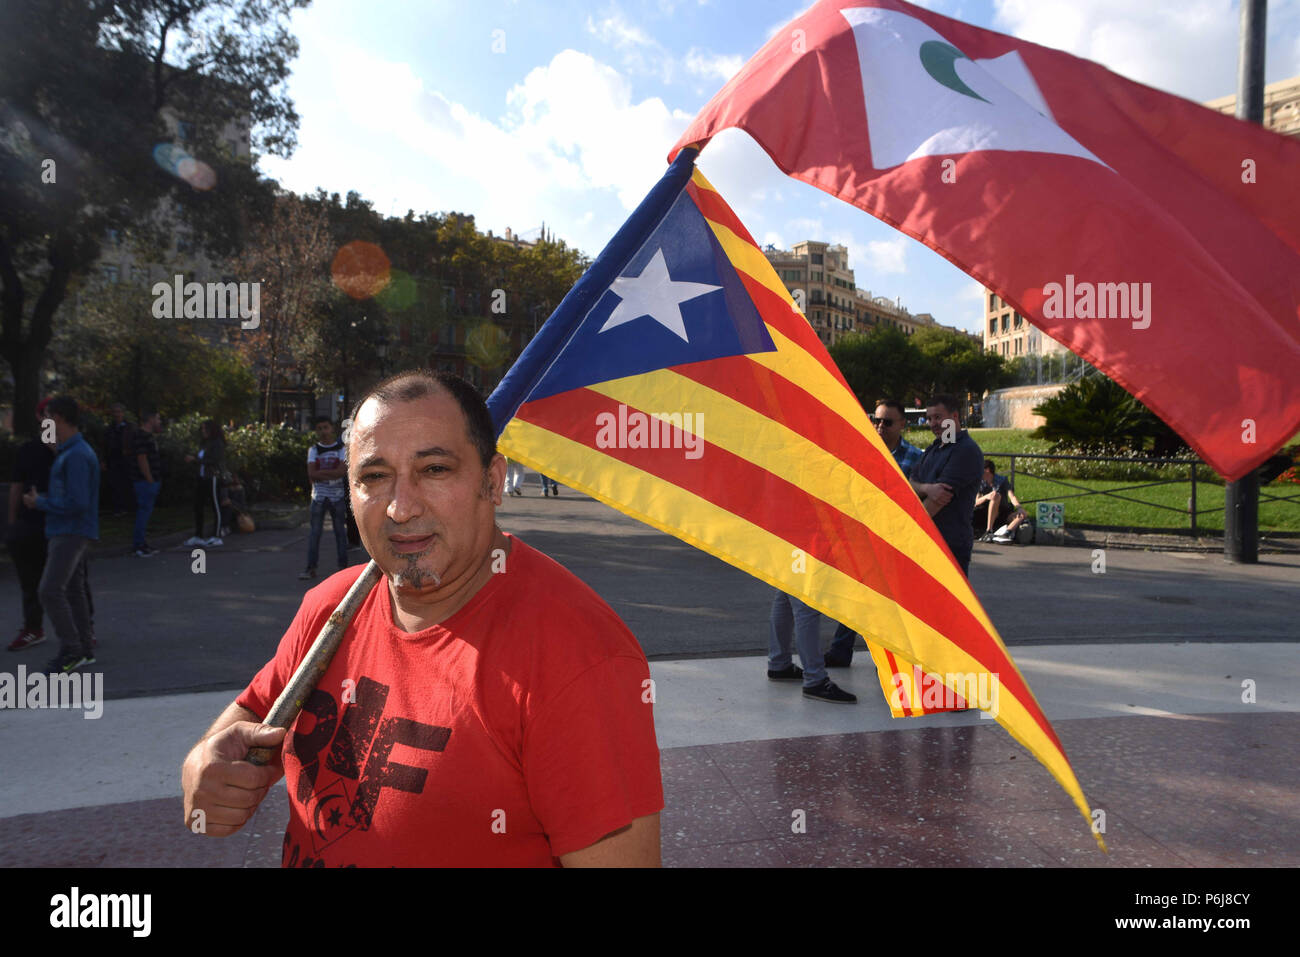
left=351, top=389, right=466, bottom=444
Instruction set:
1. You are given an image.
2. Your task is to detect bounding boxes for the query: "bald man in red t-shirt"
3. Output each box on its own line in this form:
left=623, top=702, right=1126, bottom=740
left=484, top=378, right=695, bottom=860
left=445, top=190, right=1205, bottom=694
left=181, top=371, right=663, bottom=866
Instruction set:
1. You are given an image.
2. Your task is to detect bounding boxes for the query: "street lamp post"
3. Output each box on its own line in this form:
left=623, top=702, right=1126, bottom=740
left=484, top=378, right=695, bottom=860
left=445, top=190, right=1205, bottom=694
left=1225, top=0, right=1266, bottom=565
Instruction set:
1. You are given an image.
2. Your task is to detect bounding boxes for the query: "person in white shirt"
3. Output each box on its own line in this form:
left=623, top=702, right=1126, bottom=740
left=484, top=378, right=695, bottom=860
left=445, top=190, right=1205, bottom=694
left=300, top=417, right=350, bottom=580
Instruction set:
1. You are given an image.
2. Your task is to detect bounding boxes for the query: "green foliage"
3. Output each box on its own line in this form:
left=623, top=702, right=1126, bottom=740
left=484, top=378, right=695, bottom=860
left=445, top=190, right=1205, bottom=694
left=47, top=281, right=259, bottom=423
left=222, top=421, right=315, bottom=500
left=829, top=326, right=928, bottom=408
left=830, top=325, right=1007, bottom=412
left=910, top=326, right=1006, bottom=399
left=0, top=0, right=303, bottom=435
left=1031, top=375, right=1186, bottom=455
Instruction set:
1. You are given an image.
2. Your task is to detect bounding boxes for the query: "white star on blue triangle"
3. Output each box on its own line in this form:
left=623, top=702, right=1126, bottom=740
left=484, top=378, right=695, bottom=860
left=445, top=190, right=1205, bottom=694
left=598, top=248, right=722, bottom=342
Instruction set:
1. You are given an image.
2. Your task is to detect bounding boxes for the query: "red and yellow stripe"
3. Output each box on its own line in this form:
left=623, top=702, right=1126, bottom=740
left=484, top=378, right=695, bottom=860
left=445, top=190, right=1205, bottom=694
left=498, top=168, right=1103, bottom=850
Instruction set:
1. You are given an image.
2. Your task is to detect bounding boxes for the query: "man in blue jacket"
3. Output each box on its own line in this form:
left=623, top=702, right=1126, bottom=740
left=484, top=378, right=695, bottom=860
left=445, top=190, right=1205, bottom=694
left=23, top=396, right=99, bottom=674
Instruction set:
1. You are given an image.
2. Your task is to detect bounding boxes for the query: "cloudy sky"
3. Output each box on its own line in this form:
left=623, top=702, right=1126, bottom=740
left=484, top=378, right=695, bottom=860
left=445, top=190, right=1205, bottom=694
left=258, top=0, right=1300, bottom=334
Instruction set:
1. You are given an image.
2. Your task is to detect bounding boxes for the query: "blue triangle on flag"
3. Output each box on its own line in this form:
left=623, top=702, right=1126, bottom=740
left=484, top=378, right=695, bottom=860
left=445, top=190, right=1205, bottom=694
left=524, top=186, right=777, bottom=403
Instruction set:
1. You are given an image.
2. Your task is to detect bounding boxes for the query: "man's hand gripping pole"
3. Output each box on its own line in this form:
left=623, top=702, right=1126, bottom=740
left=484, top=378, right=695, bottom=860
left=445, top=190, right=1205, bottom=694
left=246, top=559, right=384, bottom=766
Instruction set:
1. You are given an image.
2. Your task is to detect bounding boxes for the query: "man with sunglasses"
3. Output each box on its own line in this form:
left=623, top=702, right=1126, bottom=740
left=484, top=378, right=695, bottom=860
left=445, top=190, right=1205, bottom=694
left=824, top=399, right=923, bottom=668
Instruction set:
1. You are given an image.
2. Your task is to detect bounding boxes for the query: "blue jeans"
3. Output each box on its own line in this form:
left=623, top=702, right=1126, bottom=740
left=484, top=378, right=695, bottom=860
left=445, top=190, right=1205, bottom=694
left=768, top=591, right=826, bottom=688
left=540, top=475, right=558, bottom=494
left=132, top=480, right=161, bottom=549
left=828, top=621, right=858, bottom=662
left=307, top=496, right=349, bottom=570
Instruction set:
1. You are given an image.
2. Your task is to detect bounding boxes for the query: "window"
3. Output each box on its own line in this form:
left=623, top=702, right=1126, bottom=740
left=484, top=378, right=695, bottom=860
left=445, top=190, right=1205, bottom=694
left=811, top=253, right=823, bottom=265
left=102, top=265, right=119, bottom=283
left=811, top=270, right=822, bottom=282
left=106, top=228, right=121, bottom=246
left=1002, top=341, right=1009, bottom=355
left=989, top=319, right=996, bottom=336
left=1000, top=314, right=1009, bottom=333
left=1014, top=313, right=1022, bottom=328
left=989, top=292, right=999, bottom=310
left=177, top=120, right=195, bottom=143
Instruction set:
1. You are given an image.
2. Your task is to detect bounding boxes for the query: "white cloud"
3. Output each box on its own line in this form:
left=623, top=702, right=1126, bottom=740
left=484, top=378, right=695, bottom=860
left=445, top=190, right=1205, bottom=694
left=765, top=3, right=817, bottom=40
left=861, top=237, right=908, bottom=275
left=585, top=12, right=656, bottom=50
left=990, top=0, right=1298, bottom=101
left=260, top=39, right=693, bottom=259
left=585, top=8, right=675, bottom=83
left=683, top=48, right=744, bottom=83
left=506, top=51, right=691, bottom=208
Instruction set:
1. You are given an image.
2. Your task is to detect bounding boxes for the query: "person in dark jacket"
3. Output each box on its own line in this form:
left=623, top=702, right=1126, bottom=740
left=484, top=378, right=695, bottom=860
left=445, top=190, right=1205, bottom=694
left=23, top=396, right=99, bottom=674
left=104, top=402, right=135, bottom=514
left=184, top=420, right=226, bottom=547
left=7, top=400, right=56, bottom=651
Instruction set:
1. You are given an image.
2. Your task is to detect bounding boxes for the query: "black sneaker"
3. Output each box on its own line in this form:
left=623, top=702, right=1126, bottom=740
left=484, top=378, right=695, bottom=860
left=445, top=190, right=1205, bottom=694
left=802, top=678, right=857, bottom=703
left=767, top=664, right=804, bottom=681
left=45, top=652, right=86, bottom=675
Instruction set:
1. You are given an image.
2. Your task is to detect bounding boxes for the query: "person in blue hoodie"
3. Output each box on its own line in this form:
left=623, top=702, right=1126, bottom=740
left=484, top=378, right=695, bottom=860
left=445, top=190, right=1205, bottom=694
left=23, top=395, right=99, bottom=674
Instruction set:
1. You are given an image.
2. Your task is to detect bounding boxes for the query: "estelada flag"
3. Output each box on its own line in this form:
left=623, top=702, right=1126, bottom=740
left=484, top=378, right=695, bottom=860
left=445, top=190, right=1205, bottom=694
left=487, top=147, right=1103, bottom=848
left=671, top=0, right=1300, bottom=481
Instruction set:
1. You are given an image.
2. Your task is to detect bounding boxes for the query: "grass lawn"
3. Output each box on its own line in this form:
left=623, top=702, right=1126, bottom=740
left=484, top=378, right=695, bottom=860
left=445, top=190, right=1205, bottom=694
left=1008, top=474, right=1300, bottom=532
left=903, top=428, right=1300, bottom=533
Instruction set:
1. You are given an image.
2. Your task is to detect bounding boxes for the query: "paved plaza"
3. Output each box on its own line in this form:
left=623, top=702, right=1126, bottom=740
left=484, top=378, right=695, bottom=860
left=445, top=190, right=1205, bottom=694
left=2, top=480, right=1297, bottom=867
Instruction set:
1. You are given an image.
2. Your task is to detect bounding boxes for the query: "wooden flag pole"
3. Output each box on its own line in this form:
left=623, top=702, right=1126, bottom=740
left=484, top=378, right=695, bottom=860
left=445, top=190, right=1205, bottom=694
left=246, top=559, right=384, bottom=766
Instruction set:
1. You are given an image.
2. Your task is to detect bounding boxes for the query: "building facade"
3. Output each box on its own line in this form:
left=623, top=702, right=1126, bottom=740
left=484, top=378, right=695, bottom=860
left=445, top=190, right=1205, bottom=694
left=1203, top=74, right=1300, bottom=138
left=763, top=240, right=969, bottom=346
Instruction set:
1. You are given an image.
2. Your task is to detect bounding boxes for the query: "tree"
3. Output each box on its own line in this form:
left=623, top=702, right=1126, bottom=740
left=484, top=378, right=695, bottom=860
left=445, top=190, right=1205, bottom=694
left=48, top=279, right=257, bottom=422
left=234, top=190, right=332, bottom=422
left=828, top=325, right=929, bottom=409
left=0, top=0, right=306, bottom=436
left=911, top=326, right=1007, bottom=404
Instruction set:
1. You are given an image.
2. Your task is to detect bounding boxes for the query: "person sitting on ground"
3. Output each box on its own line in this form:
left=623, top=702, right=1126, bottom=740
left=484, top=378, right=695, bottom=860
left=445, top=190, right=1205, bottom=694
left=974, top=459, right=1029, bottom=544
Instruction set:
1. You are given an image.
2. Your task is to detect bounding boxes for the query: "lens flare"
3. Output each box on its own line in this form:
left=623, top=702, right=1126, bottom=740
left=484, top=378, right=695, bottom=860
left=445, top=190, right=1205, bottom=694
left=376, top=268, right=417, bottom=311
left=152, top=143, right=217, bottom=190
left=466, top=320, right=511, bottom=369
left=331, top=241, right=391, bottom=300
left=177, top=156, right=217, bottom=191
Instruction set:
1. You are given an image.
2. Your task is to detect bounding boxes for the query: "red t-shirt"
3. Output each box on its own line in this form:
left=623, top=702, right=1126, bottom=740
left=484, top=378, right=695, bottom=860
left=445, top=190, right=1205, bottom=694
left=236, top=534, right=663, bottom=867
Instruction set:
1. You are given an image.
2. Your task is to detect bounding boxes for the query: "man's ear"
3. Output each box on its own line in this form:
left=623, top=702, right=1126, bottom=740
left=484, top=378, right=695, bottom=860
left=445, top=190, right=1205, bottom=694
left=486, top=452, right=507, bottom=504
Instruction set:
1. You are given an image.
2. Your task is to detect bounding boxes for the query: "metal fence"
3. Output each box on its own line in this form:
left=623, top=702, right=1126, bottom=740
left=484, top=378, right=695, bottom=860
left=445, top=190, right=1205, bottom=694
left=992, top=452, right=1300, bottom=535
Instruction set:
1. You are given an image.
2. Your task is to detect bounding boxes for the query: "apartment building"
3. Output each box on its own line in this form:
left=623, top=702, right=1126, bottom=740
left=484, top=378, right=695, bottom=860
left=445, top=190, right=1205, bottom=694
left=764, top=240, right=967, bottom=346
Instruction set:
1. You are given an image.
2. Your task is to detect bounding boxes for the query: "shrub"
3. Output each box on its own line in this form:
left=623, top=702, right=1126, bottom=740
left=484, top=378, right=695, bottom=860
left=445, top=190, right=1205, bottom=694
left=224, top=422, right=315, bottom=501
left=157, top=415, right=314, bottom=503
left=1031, top=375, right=1186, bottom=455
